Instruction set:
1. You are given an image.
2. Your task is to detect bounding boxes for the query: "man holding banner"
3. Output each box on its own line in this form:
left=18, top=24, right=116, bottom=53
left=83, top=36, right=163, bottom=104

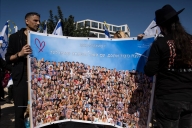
left=144, top=5, right=192, bottom=128
left=5, top=12, right=40, bottom=128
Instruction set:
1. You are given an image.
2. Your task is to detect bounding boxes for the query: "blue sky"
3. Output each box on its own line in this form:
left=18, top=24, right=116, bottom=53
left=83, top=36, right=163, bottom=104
left=0, top=0, right=192, bottom=37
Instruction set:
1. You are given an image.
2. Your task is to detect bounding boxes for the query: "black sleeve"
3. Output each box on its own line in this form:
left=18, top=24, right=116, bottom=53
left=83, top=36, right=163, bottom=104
left=144, top=41, right=160, bottom=76
left=5, top=34, right=16, bottom=64
left=5, top=63, right=12, bottom=71
left=0, top=58, right=6, bottom=68
left=0, top=58, right=12, bottom=71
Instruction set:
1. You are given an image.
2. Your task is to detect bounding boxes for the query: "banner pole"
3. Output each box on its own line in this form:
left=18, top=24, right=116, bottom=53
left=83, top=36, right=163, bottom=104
left=147, top=76, right=156, bottom=128
left=27, top=30, right=33, bottom=128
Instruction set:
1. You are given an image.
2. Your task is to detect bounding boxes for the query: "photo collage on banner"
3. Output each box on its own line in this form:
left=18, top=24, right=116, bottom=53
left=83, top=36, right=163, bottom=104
left=29, top=32, right=154, bottom=128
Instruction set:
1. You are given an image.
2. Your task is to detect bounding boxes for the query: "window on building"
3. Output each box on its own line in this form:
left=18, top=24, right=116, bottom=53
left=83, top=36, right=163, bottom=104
left=89, top=32, right=97, bottom=37
left=110, top=26, right=112, bottom=31
left=78, top=22, right=84, bottom=28
left=127, top=27, right=130, bottom=32
left=85, top=21, right=90, bottom=27
left=94, top=33, right=98, bottom=37
left=113, top=26, right=117, bottom=32
left=99, top=34, right=105, bottom=38
left=99, top=23, right=102, bottom=29
left=113, top=26, right=121, bottom=32
left=117, top=27, right=121, bottom=31
left=122, top=26, right=125, bottom=31
left=92, top=22, right=98, bottom=28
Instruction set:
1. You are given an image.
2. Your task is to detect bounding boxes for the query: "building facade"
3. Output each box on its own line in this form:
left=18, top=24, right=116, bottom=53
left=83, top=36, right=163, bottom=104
left=76, top=19, right=130, bottom=38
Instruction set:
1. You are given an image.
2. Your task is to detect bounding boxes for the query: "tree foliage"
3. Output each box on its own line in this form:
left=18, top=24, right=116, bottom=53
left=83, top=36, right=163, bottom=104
left=40, top=6, right=90, bottom=37
left=47, top=10, right=55, bottom=33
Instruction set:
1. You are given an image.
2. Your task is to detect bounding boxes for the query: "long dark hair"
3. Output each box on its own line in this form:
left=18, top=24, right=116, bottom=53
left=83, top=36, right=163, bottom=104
left=161, top=16, right=192, bottom=66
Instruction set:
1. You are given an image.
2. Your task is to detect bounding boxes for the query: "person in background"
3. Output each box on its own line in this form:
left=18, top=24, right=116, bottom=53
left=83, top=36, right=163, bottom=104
left=0, top=57, right=12, bottom=119
left=114, top=31, right=129, bottom=38
left=0, top=67, right=6, bottom=101
left=6, top=73, right=13, bottom=104
left=137, top=32, right=163, bottom=40
left=137, top=34, right=145, bottom=40
left=144, top=4, right=192, bottom=128
left=0, top=58, right=12, bottom=101
left=5, top=12, right=40, bottom=128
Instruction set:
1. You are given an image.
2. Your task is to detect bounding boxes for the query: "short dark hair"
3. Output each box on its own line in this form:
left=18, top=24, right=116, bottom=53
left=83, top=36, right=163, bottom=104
left=25, top=12, right=40, bottom=19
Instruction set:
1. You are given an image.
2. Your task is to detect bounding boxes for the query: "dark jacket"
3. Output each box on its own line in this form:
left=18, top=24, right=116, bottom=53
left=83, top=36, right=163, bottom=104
left=5, top=28, right=27, bottom=86
left=0, top=57, right=12, bottom=84
left=144, top=34, right=192, bottom=101
left=0, top=58, right=12, bottom=71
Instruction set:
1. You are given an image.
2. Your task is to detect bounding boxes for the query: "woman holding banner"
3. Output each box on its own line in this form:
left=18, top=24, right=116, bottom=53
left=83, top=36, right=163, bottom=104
left=144, top=4, right=192, bottom=128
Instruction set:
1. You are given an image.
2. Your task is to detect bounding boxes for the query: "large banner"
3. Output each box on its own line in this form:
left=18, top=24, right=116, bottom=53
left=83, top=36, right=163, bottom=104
left=29, top=31, right=154, bottom=128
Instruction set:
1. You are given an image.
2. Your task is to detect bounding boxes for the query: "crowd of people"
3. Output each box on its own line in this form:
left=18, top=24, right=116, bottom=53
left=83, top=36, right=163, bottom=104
left=1, top=3, right=191, bottom=128
left=1, top=12, right=151, bottom=128
left=31, top=57, right=153, bottom=128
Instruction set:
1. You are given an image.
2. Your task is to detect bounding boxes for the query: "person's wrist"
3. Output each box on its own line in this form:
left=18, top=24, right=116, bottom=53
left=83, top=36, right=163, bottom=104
left=17, top=52, right=21, bottom=58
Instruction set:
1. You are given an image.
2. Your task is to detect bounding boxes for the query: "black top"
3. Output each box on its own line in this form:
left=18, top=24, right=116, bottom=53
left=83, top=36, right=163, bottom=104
left=0, top=58, right=12, bottom=71
left=0, top=58, right=12, bottom=86
left=5, top=28, right=28, bottom=86
left=144, top=34, right=192, bottom=101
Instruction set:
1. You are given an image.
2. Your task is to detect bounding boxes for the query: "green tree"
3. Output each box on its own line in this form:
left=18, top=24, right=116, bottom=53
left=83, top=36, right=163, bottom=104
left=40, top=6, right=90, bottom=37
left=64, top=15, right=75, bottom=36
left=56, top=6, right=65, bottom=35
left=73, top=24, right=90, bottom=37
left=47, top=10, right=56, bottom=34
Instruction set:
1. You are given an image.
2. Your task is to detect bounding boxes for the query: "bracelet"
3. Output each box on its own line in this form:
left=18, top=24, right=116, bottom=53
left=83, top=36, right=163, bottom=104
left=16, top=52, right=20, bottom=59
